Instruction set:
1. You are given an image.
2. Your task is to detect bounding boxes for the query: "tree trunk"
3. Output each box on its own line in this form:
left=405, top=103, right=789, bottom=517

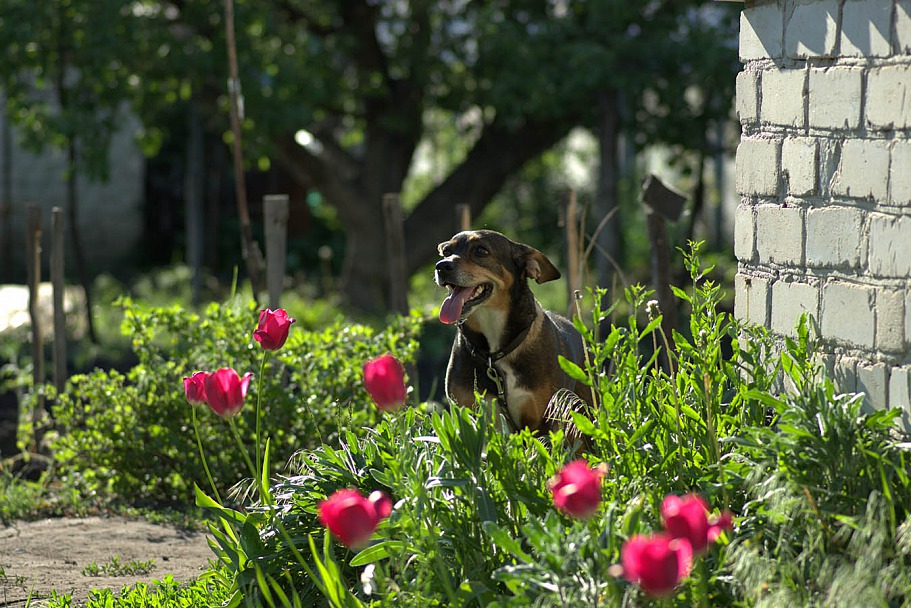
left=66, top=139, right=97, bottom=344
left=593, top=90, right=621, bottom=292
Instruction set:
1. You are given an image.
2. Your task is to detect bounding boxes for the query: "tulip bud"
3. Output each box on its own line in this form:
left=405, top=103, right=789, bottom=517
left=363, top=354, right=407, bottom=412
left=203, top=368, right=252, bottom=418
left=661, top=493, right=734, bottom=555
left=183, top=371, right=209, bottom=406
left=620, top=533, right=693, bottom=596
left=253, top=308, right=296, bottom=351
left=318, top=488, right=393, bottom=549
left=547, top=460, right=608, bottom=519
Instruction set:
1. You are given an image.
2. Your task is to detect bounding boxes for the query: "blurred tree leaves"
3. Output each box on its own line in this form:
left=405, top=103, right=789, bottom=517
left=0, top=0, right=740, bottom=311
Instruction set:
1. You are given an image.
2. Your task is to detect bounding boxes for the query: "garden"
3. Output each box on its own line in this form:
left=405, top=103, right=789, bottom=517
left=3, top=244, right=910, bottom=607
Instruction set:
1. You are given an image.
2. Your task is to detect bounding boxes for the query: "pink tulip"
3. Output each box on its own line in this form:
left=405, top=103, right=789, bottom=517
left=547, top=460, right=608, bottom=519
left=203, top=368, right=252, bottom=418
left=621, top=533, right=693, bottom=596
left=318, top=488, right=393, bottom=548
left=363, top=354, right=407, bottom=412
left=708, top=509, right=735, bottom=543
left=183, top=371, right=209, bottom=406
left=662, top=493, right=733, bottom=554
left=253, top=308, right=296, bottom=351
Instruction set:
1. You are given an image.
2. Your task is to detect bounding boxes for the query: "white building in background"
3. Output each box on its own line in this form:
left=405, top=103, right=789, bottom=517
left=0, top=109, right=146, bottom=280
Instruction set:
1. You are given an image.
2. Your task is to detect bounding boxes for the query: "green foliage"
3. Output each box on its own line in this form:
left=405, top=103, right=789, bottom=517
left=726, top=317, right=911, bottom=607
left=49, top=296, right=421, bottom=504
left=226, top=242, right=911, bottom=607
left=81, top=556, right=156, bottom=578
left=43, top=573, right=233, bottom=608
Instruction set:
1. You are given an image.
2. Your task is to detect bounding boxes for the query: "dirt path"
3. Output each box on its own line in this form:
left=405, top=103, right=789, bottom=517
left=0, top=516, right=213, bottom=607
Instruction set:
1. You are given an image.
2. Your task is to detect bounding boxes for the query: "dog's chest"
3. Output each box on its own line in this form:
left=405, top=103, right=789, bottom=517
left=498, top=361, right=535, bottom=426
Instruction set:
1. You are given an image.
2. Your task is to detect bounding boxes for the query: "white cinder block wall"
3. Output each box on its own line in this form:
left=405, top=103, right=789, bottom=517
left=734, top=0, right=911, bottom=428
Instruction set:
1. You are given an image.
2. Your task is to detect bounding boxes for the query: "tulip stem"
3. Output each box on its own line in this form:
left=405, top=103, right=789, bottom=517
left=696, top=556, right=710, bottom=608
left=192, top=405, right=221, bottom=504
left=255, top=351, right=269, bottom=500
left=228, top=417, right=261, bottom=501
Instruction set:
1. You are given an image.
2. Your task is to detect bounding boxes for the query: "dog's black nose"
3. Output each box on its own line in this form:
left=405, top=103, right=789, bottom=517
left=435, top=259, right=454, bottom=274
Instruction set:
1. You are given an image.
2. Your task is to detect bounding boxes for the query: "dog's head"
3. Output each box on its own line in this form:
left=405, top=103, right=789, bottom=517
left=434, top=230, right=560, bottom=325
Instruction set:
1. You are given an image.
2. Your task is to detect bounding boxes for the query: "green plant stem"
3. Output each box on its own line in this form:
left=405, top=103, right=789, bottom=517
left=256, top=350, right=269, bottom=496
left=192, top=404, right=221, bottom=504
left=696, top=556, right=710, bottom=608
left=227, top=417, right=263, bottom=501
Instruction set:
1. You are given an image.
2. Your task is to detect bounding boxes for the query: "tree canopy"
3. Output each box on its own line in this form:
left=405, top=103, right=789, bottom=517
left=0, top=0, right=740, bottom=312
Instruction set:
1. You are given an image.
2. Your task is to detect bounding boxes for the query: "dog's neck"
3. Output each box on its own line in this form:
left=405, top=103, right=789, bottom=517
left=461, top=285, right=539, bottom=356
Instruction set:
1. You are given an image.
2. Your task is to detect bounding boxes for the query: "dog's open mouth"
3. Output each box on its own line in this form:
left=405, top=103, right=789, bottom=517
left=439, top=282, right=492, bottom=325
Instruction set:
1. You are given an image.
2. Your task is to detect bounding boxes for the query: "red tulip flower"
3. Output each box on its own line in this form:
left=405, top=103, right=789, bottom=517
left=318, top=488, right=393, bottom=548
left=183, top=371, right=209, bottom=406
left=621, top=533, right=693, bottom=596
left=203, top=368, right=252, bottom=418
left=708, top=509, right=735, bottom=543
left=363, top=354, right=407, bottom=412
left=662, top=493, right=733, bottom=554
left=253, top=308, right=296, bottom=351
left=661, top=493, right=712, bottom=554
left=547, top=460, right=608, bottom=519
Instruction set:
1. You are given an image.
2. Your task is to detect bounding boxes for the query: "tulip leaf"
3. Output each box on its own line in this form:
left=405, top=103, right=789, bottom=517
left=261, top=437, right=273, bottom=505
left=349, top=540, right=404, bottom=567
left=482, top=521, right=532, bottom=563
left=476, top=486, right=497, bottom=524
left=195, top=484, right=246, bottom=526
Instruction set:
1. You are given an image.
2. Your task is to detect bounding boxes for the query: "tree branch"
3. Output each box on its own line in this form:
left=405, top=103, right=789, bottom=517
left=403, top=115, right=575, bottom=274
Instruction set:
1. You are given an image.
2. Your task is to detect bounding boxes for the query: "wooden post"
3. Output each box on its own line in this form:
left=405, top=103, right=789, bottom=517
left=382, top=193, right=409, bottom=315
left=25, top=204, right=45, bottom=447
left=455, top=203, right=471, bottom=232
left=51, top=207, right=66, bottom=395
left=185, top=104, right=205, bottom=306
left=263, top=194, right=289, bottom=310
left=640, top=174, right=687, bottom=370
left=560, top=189, right=582, bottom=316
left=1, top=101, right=11, bottom=283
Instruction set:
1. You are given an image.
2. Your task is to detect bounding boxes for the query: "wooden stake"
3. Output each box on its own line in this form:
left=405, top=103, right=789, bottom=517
left=456, top=203, right=471, bottom=232
left=51, top=207, right=66, bottom=395
left=561, top=189, right=582, bottom=316
left=25, top=204, right=45, bottom=447
left=263, top=194, right=289, bottom=309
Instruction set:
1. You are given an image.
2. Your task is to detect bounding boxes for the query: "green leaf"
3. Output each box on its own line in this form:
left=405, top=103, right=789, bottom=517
left=482, top=521, right=532, bottom=563
left=638, top=316, right=662, bottom=339
left=558, top=355, right=589, bottom=384
left=349, top=540, right=404, bottom=567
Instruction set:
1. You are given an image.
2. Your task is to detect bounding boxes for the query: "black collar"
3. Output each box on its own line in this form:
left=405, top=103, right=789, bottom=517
left=457, top=320, right=533, bottom=364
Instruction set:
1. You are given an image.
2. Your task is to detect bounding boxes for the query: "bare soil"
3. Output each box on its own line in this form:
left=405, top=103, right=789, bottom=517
left=0, top=516, right=213, bottom=607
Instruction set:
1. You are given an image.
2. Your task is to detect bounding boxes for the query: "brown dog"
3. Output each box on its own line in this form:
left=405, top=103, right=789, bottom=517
left=435, top=230, right=592, bottom=432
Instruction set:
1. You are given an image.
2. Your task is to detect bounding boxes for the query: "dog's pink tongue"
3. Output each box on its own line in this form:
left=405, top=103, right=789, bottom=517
left=440, top=287, right=473, bottom=325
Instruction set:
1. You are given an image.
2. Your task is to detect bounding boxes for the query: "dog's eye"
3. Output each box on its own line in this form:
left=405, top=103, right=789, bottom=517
left=475, top=246, right=489, bottom=257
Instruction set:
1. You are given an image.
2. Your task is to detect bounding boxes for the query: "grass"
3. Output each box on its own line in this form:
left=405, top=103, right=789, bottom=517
left=38, top=574, right=234, bottom=608
left=81, top=556, right=156, bottom=577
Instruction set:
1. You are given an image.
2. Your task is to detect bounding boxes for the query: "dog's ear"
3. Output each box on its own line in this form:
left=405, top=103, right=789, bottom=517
left=514, top=244, right=561, bottom=284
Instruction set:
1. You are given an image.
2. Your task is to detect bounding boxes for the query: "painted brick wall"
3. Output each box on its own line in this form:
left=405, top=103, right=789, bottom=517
left=735, top=0, right=911, bottom=429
